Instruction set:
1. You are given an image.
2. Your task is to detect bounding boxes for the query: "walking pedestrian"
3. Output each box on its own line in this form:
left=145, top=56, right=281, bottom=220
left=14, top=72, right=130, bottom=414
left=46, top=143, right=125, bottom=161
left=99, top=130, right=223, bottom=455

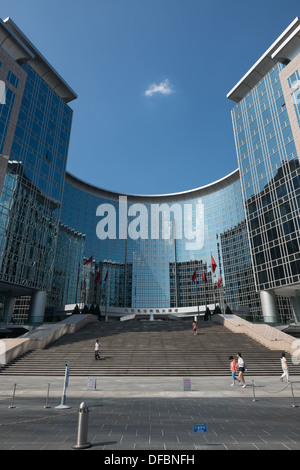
left=192, top=321, right=198, bottom=336
left=280, top=352, right=290, bottom=383
left=237, top=352, right=246, bottom=388
left=229, top=355, right=241, bottom=386
left=94, top=339, right=100, bottom=360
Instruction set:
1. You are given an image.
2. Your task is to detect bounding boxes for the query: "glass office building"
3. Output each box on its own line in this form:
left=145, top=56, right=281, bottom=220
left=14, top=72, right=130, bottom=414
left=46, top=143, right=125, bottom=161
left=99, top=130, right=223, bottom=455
left=59, top=170, right=259, bottom=318
left=48, top=223, right=85, bottom=309
left=0, top=17, right=76, bottom=322
left=227, top=17, right=300, bottom=322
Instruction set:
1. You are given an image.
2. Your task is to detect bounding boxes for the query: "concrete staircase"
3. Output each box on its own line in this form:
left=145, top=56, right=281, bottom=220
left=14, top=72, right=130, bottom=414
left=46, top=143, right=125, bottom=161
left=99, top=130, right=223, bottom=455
left=0, top=320, right=298, bottom=377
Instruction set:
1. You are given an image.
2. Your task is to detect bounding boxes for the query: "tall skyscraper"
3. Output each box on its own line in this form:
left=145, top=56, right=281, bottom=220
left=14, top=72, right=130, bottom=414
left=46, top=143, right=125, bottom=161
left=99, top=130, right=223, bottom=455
left=228, top=17, right=300, bottom=322
left=0, top=17, right=76, bottom=322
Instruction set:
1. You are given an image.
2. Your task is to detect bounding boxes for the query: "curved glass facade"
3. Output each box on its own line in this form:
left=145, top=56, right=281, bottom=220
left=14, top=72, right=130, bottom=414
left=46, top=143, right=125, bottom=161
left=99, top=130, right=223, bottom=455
left=58, top=170, right=260, bottom=316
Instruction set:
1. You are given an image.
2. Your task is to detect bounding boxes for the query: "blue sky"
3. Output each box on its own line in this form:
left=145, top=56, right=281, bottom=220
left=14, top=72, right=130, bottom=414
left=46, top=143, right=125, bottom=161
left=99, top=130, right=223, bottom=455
left=2, top=0, right=300, bottom=194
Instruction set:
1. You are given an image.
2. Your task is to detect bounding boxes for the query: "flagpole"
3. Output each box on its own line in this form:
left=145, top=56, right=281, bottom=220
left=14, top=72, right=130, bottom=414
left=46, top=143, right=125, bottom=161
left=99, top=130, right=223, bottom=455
left=196, top=271, right=199, bottom=316
left=75, top=261, right=80, bottom=304
left=103, top=269, right=108, bottom=321
left=124, top=219, right=128, bottom=308
left=210, top=252, right=214, bottom=309
left=203, top=268, right=207, bottom=311
left=212, top=266, right=216, bottom=310
left=197, top=280, right=199, bottom=315
left=191, top=269, right=198, bottom=317
left=210, top=254, right=217, bottom=310
left=214, top=278, right=216, bottom=310
left=173, top=219, right=178, bottom=308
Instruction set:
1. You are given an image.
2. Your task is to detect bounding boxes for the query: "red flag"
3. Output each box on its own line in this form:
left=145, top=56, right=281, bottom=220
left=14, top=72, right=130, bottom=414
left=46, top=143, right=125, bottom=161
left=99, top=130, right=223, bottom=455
left=104, top=270, right=108, bottom=282
left=217, top=277, right=222, bottom=288
left=202, top=270, right=207, bottom=283
left=94, top=271, right=101, bottom=282
left=211, top=256, right=217, bottom=274
left=83, top=255, right=93, bottom=265
left=192, top=269, right=196, bottom=282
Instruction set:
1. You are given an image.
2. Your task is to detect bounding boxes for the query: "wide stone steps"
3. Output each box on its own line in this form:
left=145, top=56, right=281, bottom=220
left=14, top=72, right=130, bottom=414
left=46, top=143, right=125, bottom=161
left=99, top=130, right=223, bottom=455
left=0, top=359, right=288, bottom=376
left=0, top=320, right=298, bottom=376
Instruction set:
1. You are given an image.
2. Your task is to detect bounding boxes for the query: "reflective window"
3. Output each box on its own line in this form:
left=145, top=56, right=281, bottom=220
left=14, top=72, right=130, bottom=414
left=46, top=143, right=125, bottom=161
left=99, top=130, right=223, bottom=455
left=6, top=70, right=19, bottom=89
left=0, top=62, right=73, bottom=293
left=232, top=62, right=300, bottom=293
left=288, top=70, right=300, bottom=88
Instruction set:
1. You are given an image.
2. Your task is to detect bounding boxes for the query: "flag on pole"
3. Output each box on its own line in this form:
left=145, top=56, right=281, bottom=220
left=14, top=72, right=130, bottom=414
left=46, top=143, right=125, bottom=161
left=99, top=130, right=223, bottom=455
left=202, top=271, right=207, bottom=283
left=211, top=256, right=217, bottom=274
left=94, top=271, right=101, bottom=282
left=192, top=269, right=197, bottom=282
left=104, top=270, right=108, bottom=282
left=217, top=277, right=222, bottom=288
left=83, top=255, right=93, bottom=265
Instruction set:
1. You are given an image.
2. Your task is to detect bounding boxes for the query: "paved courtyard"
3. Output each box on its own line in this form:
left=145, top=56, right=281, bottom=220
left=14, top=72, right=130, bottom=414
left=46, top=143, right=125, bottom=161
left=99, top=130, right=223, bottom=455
left=0, top=375, right=299, bottom=452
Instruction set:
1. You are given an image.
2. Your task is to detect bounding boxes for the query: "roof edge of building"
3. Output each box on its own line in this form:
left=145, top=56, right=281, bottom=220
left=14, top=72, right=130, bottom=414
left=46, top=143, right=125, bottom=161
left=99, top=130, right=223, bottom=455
left=2, top=17, right=77, bottom=103
left=64, top=168, right=240, bottom=202
left=227, top=16, right=300, bottom=104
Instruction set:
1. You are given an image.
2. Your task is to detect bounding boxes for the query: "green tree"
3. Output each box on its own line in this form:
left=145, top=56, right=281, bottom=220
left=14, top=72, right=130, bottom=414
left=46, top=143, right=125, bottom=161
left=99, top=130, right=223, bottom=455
left=225, top=305, right=233, bottom=314
left=82, top=304, right=89, bottom=314
left=204, top=307, right=211, bottom=321
left=89, top=304, right=95, bottom=315
left=72, top=304, right=80, bottom=315
left=95, top=303, right=101, bottom=321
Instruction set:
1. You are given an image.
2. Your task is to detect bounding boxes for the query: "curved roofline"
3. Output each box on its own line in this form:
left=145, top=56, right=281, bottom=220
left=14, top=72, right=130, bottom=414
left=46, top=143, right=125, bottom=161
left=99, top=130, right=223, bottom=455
left=65, top=168, right=240, bottom=202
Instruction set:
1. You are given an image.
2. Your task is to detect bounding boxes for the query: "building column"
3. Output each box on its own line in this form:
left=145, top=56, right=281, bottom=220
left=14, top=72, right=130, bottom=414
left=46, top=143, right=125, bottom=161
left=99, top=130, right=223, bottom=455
left=2, top=294, right=16, bottom=323
left=29, top=290, right=47, bottom=323
left=290, top=291, right=300, bottom=323
left=260, top=290, right=279, bottom=323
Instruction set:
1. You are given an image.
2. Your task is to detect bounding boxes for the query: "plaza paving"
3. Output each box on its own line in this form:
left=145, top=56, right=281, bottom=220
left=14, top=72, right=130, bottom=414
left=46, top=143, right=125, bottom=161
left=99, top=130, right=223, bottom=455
left=0, top=374, right=300, bottom=452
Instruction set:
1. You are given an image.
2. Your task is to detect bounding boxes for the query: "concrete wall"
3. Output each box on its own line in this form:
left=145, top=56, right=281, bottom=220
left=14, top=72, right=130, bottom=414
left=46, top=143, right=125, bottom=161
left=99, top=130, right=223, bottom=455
left=214, top=314, right=296, bottom=354
left=0, top=314, right=96, bottom=364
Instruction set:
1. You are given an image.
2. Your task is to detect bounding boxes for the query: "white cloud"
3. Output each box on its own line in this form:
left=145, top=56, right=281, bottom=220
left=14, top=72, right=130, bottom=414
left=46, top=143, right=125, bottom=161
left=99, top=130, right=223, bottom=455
left=144, top=79, right=173, bottom=97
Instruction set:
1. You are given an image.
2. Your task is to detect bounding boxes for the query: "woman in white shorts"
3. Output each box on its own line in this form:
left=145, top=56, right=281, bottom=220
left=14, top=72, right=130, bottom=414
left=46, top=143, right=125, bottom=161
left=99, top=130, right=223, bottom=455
left=280, top=352, right=290, bottom=383
left=237, top=352, right=246, bottom=388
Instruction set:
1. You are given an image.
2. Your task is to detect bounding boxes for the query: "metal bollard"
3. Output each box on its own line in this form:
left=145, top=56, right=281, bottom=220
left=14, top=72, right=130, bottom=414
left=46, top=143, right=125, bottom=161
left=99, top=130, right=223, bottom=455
left=290, top=382, right=299, bottom=408
left=252, top=379, right=258, bottom=402
left=9, top=383, right=17, bottom=409
left=44, top=383, right=51, bottom=408
left=72, top=402, right=92, bottom=449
